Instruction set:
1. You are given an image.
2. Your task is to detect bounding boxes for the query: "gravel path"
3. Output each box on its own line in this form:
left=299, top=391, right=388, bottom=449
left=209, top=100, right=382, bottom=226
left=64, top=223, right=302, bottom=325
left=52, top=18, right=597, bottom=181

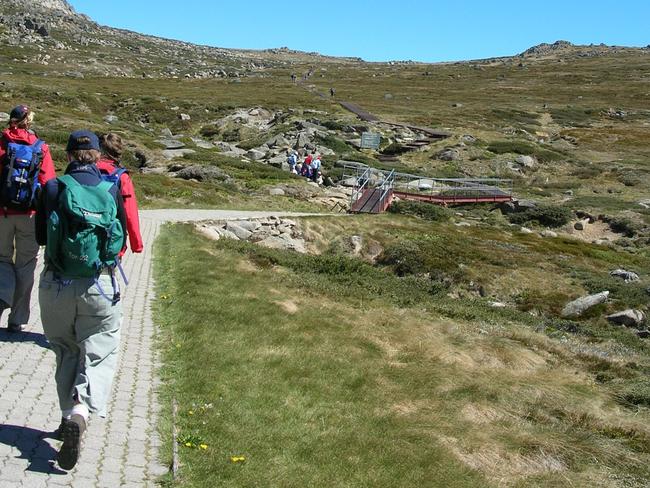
left=0, top=209, right=320, bottom=487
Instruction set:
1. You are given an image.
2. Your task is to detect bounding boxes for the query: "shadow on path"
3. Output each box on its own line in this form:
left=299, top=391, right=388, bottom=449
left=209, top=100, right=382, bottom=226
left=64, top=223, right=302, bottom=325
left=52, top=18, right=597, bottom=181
left=0, top=330, right=50, bottom=349
left=0, top=424, right=66, bottom=475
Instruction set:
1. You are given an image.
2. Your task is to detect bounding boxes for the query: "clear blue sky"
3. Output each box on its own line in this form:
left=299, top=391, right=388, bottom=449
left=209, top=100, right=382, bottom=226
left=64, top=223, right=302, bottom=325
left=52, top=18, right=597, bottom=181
left=67, top=0, right=650, bottom=62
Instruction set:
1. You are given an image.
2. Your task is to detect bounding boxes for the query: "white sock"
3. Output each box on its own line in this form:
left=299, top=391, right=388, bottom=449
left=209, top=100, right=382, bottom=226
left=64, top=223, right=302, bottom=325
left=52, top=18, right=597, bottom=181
left=62, top=409, right=72, bottom=420
left=71, top=403, right=90, bottom=422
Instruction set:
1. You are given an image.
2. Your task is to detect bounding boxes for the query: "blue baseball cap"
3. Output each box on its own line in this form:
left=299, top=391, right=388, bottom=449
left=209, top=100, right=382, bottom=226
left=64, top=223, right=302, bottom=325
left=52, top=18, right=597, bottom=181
left=10, top=105, right=30, bottom=121
left=66, top=130, right=100, bottom=151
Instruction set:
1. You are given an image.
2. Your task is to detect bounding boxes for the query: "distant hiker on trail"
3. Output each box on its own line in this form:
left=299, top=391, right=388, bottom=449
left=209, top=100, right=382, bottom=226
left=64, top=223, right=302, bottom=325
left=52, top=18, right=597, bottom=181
left=291, top=73, right=297, bottom=83
left=311, top=154, right=322, bottom=183
left=302, top=152, right=313, bottom=178
left=330, top=87, right=335, bottom=97
left=36, top=130, right=128, bottom=471
left=286, top=148, right=298, bottom=174
left=98, top=133, right=144, bottom=254
left=0, top=105, right=56, bottom=333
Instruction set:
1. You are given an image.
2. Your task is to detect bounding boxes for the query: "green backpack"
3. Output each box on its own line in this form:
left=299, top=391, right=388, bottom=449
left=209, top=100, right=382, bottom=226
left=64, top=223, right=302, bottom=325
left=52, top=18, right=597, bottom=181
left=46, top=174, right=124, bottom=279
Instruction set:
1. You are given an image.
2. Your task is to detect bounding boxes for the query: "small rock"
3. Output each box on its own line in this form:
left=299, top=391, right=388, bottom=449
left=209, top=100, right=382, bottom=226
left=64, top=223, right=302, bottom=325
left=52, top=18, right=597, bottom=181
left=574, top=220, right=588, bottom=231
left=520, top=227, right=534, bottom=234
left=515, top=155, right=536, bottom=168
left=247, top=149, right=266, bottom=161
left=561, top=291, right=609, bottom=318
left=233, top=220, right=259, bottom=232
left=103, top=114, right=119, bottom=124
left=226, top=222, right=253, bottom=240
left=461, top=134, right=476, bottom=143
left=488, top=301, right=507, bottom=308
left=452, top=103, right=463, bottom=108
left=541, top=230, right=558, bottom=238
left=158, top=139, right=186, bottom=150
left=163, top=149, right=195, bottom=159
left=610, top=269, right=640, bottom=282
left=269, top=188, right=285, bottom=196
left=160, top=128, right=173, bottom=137
left=175, top=165, right=229, bottom=181
left=607, top=309, right=646, bottom=328
left=340, top=177, right=359, bottom=187
left=437, top=148, right=460, bottom=161
left=179, top=113, right=191, bottom=121
left=0, top=112, right=9, bottom=123
left=217, top=229, right=239, bottom=240
left=191, top=138, right=214, bottom=149
left=349, top=235, right=363, bottom=256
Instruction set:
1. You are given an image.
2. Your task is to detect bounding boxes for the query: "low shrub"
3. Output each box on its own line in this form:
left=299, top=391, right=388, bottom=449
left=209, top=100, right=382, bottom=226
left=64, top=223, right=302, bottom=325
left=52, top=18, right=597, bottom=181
left=315, top=135, right=352, bottom=154
left=508, top=204, right=572, bottom=228
left=487, top=140, right=566, bottom=162
left=376, top=241, right=425, bottom=276
left=616, top=378, right=650, bottom=408
left=389, top=201, right=452, bottom=222
left=381, top=143, right=411, bottom=156
left=608, top=217, right=641, bottom=237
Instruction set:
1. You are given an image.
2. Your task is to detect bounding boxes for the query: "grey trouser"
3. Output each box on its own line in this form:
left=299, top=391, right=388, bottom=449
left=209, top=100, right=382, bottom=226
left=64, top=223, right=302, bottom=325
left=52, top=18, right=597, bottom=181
left=39, top=270, right=123, bottom=417
left=0, top=214, right=40, bottom=325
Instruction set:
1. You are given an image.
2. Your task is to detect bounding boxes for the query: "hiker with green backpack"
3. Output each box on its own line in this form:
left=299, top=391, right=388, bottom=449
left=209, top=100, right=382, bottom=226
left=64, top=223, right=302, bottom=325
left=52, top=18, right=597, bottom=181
left=35, top=130, right=127, bottom=471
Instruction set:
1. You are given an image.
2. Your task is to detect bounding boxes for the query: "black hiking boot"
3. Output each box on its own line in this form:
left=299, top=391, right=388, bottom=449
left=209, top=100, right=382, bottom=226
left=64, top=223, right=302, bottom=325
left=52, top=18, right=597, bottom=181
left=52, top=417, right=66, bottom=440
left=57, top=414, right=86, bottom=470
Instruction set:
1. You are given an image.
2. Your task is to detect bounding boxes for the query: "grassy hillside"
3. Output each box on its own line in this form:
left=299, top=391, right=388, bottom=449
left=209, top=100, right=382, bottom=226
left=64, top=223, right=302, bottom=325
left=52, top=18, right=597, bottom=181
left=155, top=220, right=650, bottom=487
left=2, top=7, right=649, bottom=485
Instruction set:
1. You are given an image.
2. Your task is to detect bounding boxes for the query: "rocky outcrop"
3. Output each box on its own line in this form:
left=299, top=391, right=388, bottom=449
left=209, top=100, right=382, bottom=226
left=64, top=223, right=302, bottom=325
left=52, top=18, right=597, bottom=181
left=175, top=165, right=230, bottom=182
left=197, top=217, right=306, bottom=253
left=607, top=309, right=646, bottom=328
left=561, top=291, right=609, bottom=318
left=610, top=269, right=640, bottom=283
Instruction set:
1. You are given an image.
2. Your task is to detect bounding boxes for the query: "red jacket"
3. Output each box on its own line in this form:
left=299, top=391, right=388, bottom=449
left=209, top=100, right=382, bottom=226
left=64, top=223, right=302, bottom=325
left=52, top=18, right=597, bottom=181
left=96, top=159, right=144, bottom=254
left=0, top=128, right=56, bottom=215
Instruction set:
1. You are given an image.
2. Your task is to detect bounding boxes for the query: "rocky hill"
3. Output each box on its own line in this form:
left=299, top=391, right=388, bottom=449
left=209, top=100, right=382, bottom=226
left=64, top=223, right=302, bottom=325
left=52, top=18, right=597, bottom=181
left=0, top=0, right=362, bottom=79
left=519, top=39, right=650, bottom=59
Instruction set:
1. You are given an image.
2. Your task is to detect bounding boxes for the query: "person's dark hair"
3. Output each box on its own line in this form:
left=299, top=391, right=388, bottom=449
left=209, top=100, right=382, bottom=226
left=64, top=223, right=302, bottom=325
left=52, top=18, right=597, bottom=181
left=68, top=149, right=101, bottom=164
left=99, top=133, right=124, bottom=161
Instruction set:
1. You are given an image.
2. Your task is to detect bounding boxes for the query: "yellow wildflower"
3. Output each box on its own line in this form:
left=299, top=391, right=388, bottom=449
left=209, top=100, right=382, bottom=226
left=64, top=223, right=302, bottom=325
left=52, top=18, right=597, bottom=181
left=200, top=444, right=208, bottom=450
left=230, top=455, right=246, bottom=463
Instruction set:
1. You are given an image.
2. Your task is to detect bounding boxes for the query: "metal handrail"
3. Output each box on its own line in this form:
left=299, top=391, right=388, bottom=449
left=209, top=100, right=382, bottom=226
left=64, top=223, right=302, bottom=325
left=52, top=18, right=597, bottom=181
left=350, top=166, right=372, bottom=207
left=378, top=169, right=396, bottom=210
left=342, top=163, right=513, bottom=200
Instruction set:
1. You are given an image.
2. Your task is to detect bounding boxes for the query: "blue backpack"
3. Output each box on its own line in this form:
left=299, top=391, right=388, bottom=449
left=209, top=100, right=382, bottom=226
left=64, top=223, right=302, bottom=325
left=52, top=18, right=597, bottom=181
left=100, top=165, right=128, bottom=189
left=1, top=139, right=44, bottom=210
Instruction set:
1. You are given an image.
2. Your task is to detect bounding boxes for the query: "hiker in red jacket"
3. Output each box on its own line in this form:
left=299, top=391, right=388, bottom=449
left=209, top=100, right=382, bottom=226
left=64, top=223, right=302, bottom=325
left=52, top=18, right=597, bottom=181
left=0, top=105, right=56, bottom=332
left=96, top=133, right=143, bottom=255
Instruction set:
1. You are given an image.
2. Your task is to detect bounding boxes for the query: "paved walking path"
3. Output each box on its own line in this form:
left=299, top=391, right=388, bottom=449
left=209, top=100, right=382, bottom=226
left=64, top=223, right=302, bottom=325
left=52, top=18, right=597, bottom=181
left=0, top=209, right=318, bottom=487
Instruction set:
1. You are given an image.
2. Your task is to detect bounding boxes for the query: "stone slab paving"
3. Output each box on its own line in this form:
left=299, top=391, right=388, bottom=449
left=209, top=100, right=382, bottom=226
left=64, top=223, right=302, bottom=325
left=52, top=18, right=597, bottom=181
left=0, top=209, right=322, bottom=487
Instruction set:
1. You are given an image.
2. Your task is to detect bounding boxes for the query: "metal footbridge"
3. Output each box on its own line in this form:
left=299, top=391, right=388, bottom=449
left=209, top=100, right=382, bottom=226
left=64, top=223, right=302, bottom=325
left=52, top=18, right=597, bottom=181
left=344, top=164, right=513, bottom=214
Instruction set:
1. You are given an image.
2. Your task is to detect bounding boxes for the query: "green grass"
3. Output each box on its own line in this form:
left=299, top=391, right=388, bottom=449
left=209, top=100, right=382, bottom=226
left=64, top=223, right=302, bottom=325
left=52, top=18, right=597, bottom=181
left=154, top=220, right=650, bottom=487
left=154, top=224, right=488, bottom=487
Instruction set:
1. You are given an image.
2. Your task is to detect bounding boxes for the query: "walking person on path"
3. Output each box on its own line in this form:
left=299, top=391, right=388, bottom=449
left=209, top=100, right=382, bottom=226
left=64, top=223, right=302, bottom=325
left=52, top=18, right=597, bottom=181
left=36, top=130, right=128, bottom=471
left=0, top=105, right=56, bottom=332
left=97, top=132, right=144, bottom=255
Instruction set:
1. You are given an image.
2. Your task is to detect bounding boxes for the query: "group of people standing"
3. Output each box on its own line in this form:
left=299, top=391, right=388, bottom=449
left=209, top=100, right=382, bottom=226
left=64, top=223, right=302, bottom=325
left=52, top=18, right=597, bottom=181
left=0, top=105, right=142, bottom=470
left=287, top=149, right=323, bottom=184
